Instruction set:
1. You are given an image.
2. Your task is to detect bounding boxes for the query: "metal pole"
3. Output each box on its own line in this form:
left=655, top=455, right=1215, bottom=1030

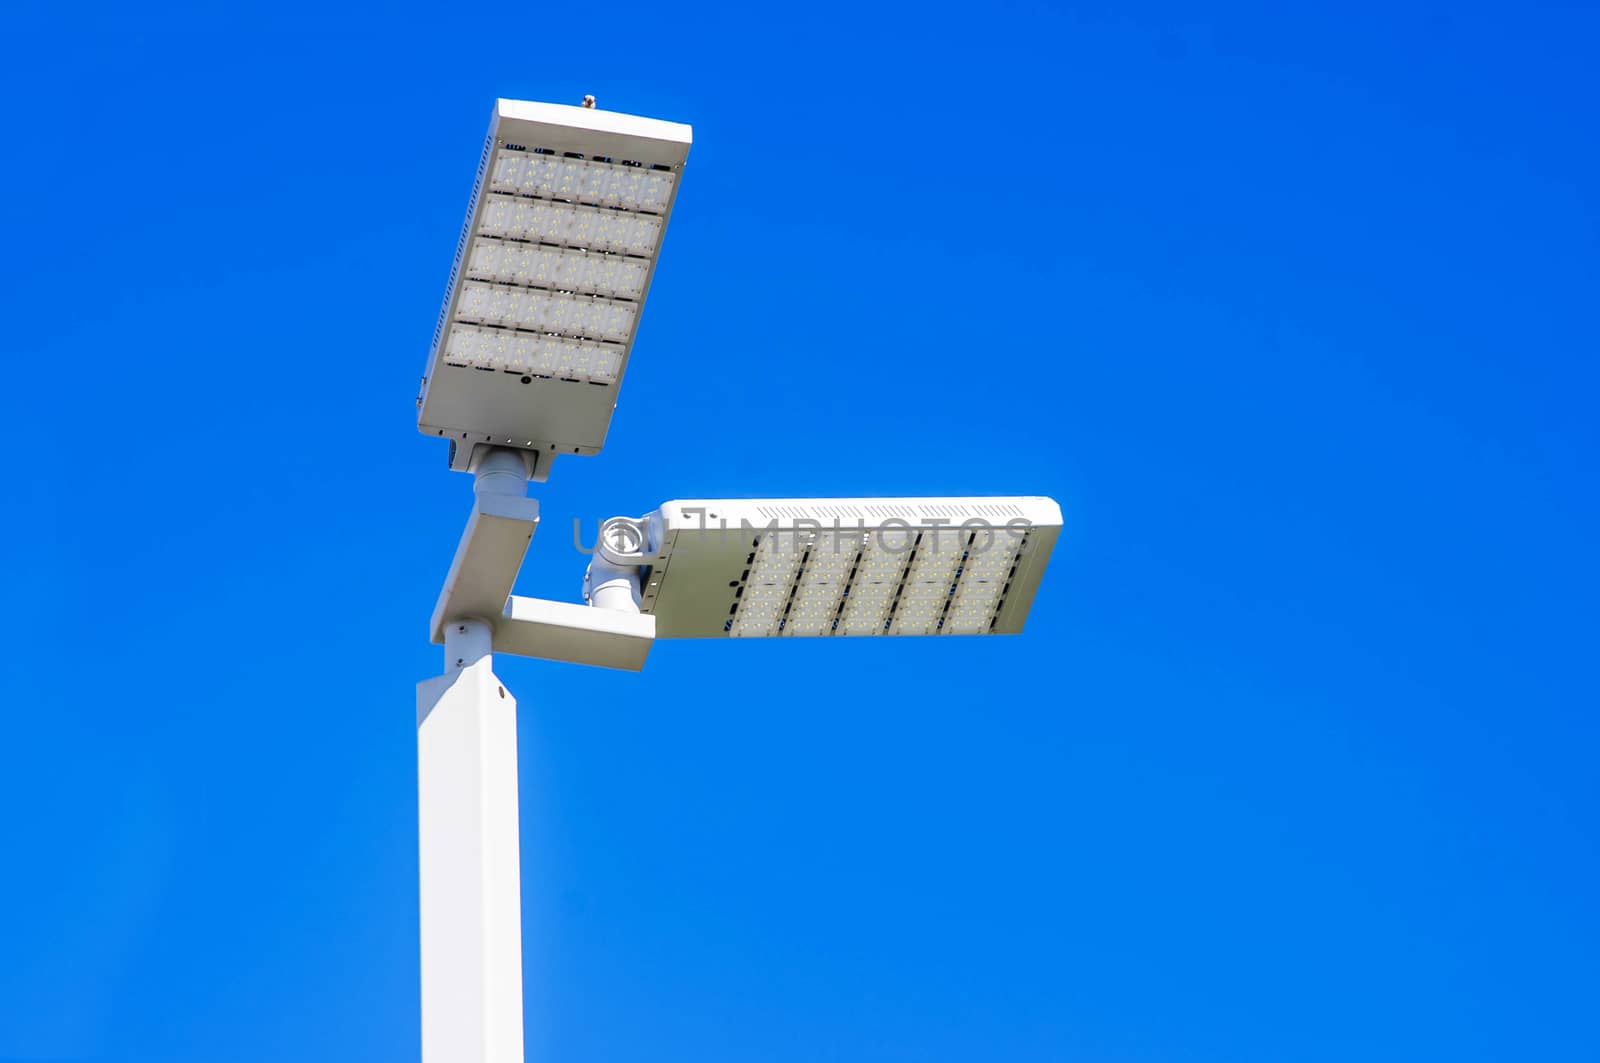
left=417, top=447, right=529, bottom=1063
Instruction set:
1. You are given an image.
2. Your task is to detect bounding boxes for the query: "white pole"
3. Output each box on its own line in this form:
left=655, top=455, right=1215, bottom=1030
left=417, top=623, right=524, bottom=1063
left=417, top=447, right=529, bottom=1063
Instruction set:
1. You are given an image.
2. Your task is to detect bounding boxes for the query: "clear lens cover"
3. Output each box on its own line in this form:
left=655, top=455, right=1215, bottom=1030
left=730, top=580, right=791, bottom=638
left=444, top=324, right=623, bottom=383
left=712, top=524, right=1025, bottom=638
left=960, top=537, right=1022, bottom=582
left=465, top=237, right=649, bottom=299
left=477, top=195, right=662, bottom=256
left=455, top=281, right=637, bottom=342
left=941, top=575, right=1006, bottom=634
left=490, top=149, right=678, bottom=213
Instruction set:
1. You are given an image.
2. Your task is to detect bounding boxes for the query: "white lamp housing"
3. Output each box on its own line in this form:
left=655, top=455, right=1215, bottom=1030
left=606, top=496, right=1063, bottom=638
left=417, top=99, right=692, bottom=479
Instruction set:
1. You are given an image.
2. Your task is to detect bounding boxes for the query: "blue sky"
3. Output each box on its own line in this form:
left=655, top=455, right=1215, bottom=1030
left=2, top=1, right=1597, bottom=1060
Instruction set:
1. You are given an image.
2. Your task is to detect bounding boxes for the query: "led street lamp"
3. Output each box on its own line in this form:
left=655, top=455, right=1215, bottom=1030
left=412, top=96, right=1063, bottom=1063
left=586, top=496, right=1063, bottom=640
left=417, top=99, right=692, bottom=480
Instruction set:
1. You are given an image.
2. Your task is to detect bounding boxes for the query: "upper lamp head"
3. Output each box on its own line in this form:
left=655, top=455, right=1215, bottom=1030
left=416, top=98, right=692, bottom=480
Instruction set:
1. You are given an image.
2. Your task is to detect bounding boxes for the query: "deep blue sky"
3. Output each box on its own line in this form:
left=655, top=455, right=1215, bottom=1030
left=3, top=2, right=1597, bottom=1060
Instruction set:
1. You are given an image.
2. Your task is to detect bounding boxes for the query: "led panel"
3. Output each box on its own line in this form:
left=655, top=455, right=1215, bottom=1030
left=444, top=325, right=624, bottom=383
left=476, top=195, right=664, bottom=255
left=417, top=99, right=692, bottom=478
left=632, top=497, right=1063, bottom=638
left=455, top=281, right=637, bottom=342
left=889, top=530, right=968, bottom=636
left=488, top=151, right=676, bottom=212
left=464, top=237, right=649, bottom=298
left=781, top=531, right=865, bottom=637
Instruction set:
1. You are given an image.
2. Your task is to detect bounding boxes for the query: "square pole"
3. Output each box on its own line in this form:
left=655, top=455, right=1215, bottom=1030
left=417, top=620, right=524, bottom=1063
